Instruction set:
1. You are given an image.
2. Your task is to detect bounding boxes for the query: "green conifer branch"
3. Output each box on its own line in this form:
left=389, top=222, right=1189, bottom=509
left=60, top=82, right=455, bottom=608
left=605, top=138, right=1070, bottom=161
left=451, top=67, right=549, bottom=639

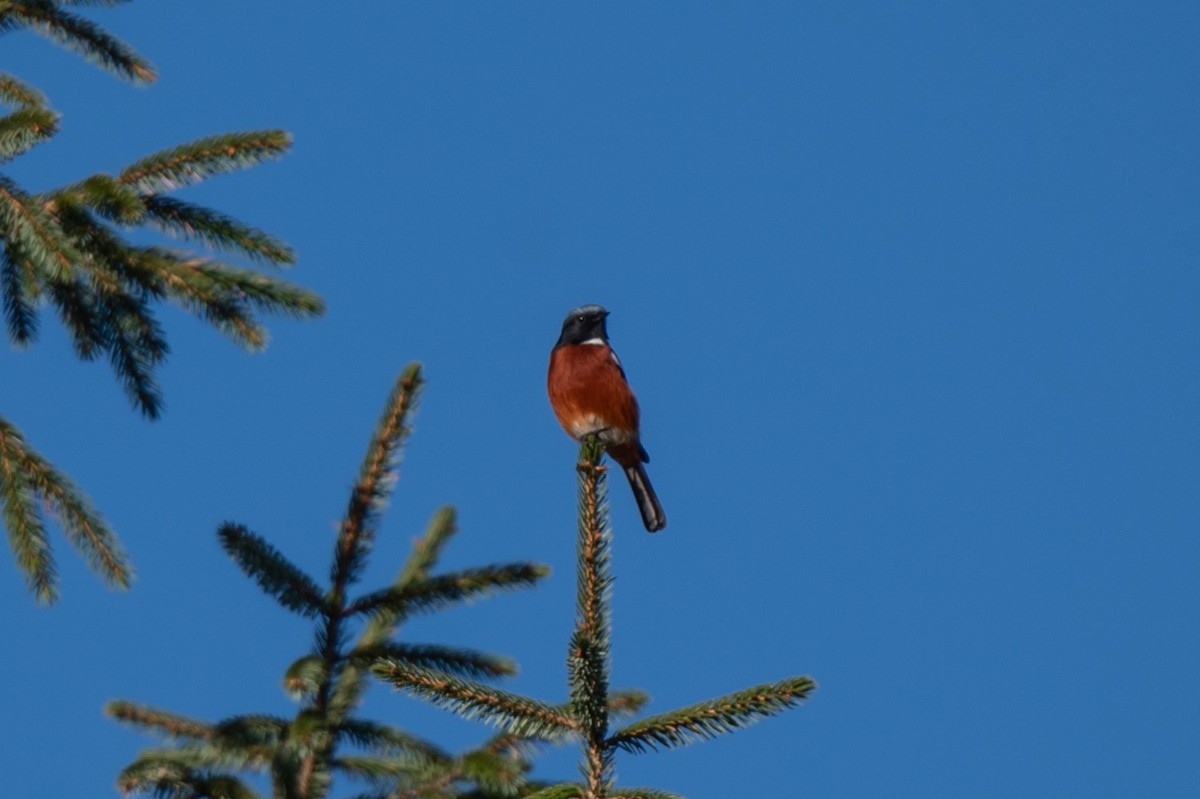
left=0, top=245, right=39, bottom=342
left=122, top=249, right=322, bottom=353
left=334, top=746, right=529, bottom=797
left=525, top=784, right=585, bottom=799
left=460, top=732, right=552, bottom=797
left=114, top=755, right=200, bottom=798
left=0, top=59, right=317, bottom=598
left=0, top=1, right=156, bottom=83
left=283, top=655, right=328, bottom=701
left=113, top=370, right=548, bottom=798
left=333, top=755, right=428, bottom=786
left=107, top=707, right=288, bottom=776
left=333, top=719, right=452, bottom=766
left=0, top=174, right=76, bottom=286
left=11, top=198, right=175, bottom=417
left=606, top=676, right=816, bottom=754
left=0, top=105, right=58, bottom=161
left=0, top=72, right=47, bottom=108
left=206, top=774, right=263, bottom=799
left=379, top=766, right=461, bottom=799
left=107, top=701, right=216, bottom=741
left=458, top=748, right=531, bottom=797
left=605, top=690, right=650, bottom=720
left=42, top=275, right=99, bottom=358
left=330, top=364, right=423, bottom=597
left=308, top=365, right=426, bottom=761
left=272, top=714, right=334, bottom=799
left=552, top=438, right=813, bottom=795
left=346, top=563, right=549, bottom=621
left=66, top=173, right=146, bottom=223
left=0, top=413, right=130, bottom=601
left=327, top=505, right=459, bottom=720
left=349, top=642, right=517, bottom=681
left=521, top=775, right=673, bottom=797
left=141, top=196, right=296, bottom=266
left=217, top=522, right=329, bottom=619
left=212, top=714, right=290, bottom=754
left=570, top=437, right=614, bottom=798
left=94, top=288, right=167, bottom=414
left=119, top=131, right=290, bottom=194
left=372, top=661, right=578, bottom=741
left=0, top=421, right=53, bottom=599
left=169, top=258, right=322, bottom=319
left=34, top=1, right=135, bottom=6
left=392, top=505, right=457, bottom=596
left=116, top=750, right=265, bottom=797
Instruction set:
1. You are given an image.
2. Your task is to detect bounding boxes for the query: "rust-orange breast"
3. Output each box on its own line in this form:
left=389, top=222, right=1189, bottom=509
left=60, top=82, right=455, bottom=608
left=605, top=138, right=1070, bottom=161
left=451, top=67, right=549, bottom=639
left=547, top=344, right=641, bottom=441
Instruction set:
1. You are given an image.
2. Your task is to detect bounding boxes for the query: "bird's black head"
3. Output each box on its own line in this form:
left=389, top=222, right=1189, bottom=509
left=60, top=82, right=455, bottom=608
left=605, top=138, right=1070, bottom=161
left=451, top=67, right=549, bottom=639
left=555, top=304, right=610, bottom=347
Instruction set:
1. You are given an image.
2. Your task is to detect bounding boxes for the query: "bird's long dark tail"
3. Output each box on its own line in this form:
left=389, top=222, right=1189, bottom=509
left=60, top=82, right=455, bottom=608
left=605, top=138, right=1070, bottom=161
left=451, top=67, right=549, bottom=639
left=624, top=462, right=666, bottom=532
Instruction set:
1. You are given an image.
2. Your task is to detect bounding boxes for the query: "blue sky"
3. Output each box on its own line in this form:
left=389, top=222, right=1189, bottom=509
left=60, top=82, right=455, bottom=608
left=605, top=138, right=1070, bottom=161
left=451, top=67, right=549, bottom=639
left=2, top=2, right=1198, bottom=796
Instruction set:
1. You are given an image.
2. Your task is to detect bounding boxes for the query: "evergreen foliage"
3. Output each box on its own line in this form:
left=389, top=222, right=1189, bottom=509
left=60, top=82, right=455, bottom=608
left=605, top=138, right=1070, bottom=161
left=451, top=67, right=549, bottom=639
left=109, top=365, right=554, bottom=799
left=0, top=1, right=321, bottom=601
left=376, top=437, right=816, bottom=798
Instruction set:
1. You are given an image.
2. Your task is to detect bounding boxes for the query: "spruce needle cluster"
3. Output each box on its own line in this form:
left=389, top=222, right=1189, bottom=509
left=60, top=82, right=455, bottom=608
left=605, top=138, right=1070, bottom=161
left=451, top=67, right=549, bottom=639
left=109, top=365, right=553, bottom=799
left=377, top=437, right=816, bottom=798
left=0, top=1, right=321, bottom=601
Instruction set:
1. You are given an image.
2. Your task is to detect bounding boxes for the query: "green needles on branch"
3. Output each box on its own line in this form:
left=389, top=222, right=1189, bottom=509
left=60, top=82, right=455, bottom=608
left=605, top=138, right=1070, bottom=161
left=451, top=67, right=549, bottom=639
left=108, top=365, right=552, bottom=799
left=0, top=1, right=322, bottom=602
left=378, top=436, right=816, bottom=798
left=0, top=1, right=156, bottom=84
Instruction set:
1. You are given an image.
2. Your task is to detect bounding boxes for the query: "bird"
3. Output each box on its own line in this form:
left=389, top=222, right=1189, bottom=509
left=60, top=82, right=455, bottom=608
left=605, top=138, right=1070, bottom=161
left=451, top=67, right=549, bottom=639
left=547, top=304, right=666, bottom=532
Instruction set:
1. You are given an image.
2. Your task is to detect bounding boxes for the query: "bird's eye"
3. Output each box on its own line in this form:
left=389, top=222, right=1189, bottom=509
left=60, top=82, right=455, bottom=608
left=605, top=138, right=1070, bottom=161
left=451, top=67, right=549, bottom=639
left=576, top=315, right=585, bottom=323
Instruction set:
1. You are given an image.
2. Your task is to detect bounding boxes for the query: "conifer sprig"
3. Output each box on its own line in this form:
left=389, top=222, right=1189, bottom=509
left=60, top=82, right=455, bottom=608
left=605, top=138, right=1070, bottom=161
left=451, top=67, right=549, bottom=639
left=111, top=367, right=549, bottom=799
left=0, top=414, right=130, bottom=602
left=392, top=505, right=457, bottom=593
left=372, top=661, right=577, bottom=742
left=605, top=691, right=650, bottom=719
left=524, top=786, right=586, bottom=799
left=332, top=719, right=451, bottom=766
left=571, top=439, right=615, bottom=797
left=383, top=435, right=815, bottom=797
left=116, top=757, right=262, bottom=799
left=0, top=73, right=57, bottom=163
left=0, top=73, right=47, bottom=108
left=346, top=562, right=549, bottom=621
left=606, top=676, right=816, bottom=753
left=0, top=0, right=156, bottom=83
left=107, top=701, right=215, bottom=741
left=350, top=642, right=517, bottom=681
left=330, top=364, right=422, bottom=598
left=0, top=174, right=76, bottom=289
left=142, top=196, right=296, bottom=265
left=14, top=129, right=320, bottom=412
left=119, top=131, right=290, bottom=194
left=0, top=3, right=321, bottom=600
left=218, top=523, right=329, bottom=619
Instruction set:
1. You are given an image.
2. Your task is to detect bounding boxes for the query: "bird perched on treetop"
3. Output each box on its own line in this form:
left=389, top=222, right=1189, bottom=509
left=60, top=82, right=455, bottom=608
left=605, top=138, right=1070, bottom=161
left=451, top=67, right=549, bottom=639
left=547, top=304, right=666, bottom=532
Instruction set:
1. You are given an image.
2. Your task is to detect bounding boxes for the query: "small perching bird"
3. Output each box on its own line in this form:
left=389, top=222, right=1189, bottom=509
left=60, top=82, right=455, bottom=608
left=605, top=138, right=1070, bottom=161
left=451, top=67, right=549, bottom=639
left=547, top=304, right=666, bottom=532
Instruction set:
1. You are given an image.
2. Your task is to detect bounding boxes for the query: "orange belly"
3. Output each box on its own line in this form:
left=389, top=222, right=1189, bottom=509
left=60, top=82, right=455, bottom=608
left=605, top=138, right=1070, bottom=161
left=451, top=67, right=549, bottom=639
left=548, top=344, right=641, bottom=453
